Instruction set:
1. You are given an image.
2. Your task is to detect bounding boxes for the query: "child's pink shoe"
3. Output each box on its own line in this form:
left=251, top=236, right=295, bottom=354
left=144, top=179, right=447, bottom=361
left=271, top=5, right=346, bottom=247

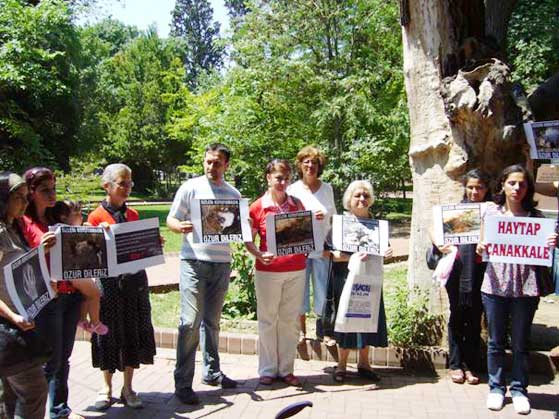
left=77, top=320, right=91, bottom=331
left=88, top=322, right=109, bottom=335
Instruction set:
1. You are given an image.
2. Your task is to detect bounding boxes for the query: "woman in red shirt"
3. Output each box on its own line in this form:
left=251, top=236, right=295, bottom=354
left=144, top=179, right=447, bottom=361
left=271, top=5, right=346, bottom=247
left=87, top=163, right=155, bottom=411
left=21, top=167, right=83, bottom=419
left=246, top=159, right=320, bottom=387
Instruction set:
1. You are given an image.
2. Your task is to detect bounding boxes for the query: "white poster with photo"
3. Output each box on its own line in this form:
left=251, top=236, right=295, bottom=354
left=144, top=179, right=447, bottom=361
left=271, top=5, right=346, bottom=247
left=266, top=210, right=321, bottom=256
left=50, top=226, right=110, bottom=280
left=50, top=219, right=165, bottom=278
left=3, top=246, right=55, bottom=320
left=335, top=253, right=383, bottom=333
left=432, top=203, right=484, bottom=246
left=108, top=218, right=165, bottom=276
left=331, top=215, right=389, bottom=255
left=524, top=120, right=559, bottom=160
left=483, top=216, right=556, bottom=266
left=191, top=198, right=252, bottom=243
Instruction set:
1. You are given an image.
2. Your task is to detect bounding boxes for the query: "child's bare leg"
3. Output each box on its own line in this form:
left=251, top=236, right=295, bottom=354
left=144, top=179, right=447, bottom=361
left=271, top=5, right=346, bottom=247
left=71, top=279, right=102, bottom=324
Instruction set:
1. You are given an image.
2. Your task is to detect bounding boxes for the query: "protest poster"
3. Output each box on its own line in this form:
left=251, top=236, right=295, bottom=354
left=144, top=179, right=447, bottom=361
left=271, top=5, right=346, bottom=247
left=524, top=120, right=559, bottom=160
left=432, top=203, right=484, bottom=245
left=50, top=219, right=165, bottom=278
left=108, top=218, right=165, bottom=275
left=266, top=210, right=321, bottom=256
left=334, top=253, right=383, bottom=333
left=536, top=164, right=559, bottom=183
left=50, top=226, right=110, bottom=280
left=3, top=246, right=55, bottom=319
left=331, top=215, right=389, bottom=255
left=191, top=198, right=252, bottom=243
left=483, top=216, right=556, bottom=266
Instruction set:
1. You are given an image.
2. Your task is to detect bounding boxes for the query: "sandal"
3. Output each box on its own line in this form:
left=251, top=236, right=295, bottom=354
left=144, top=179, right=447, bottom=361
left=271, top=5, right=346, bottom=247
left=333, top=367, right=346, bottom=383
left=449, top=369, right=465, bottom=384
left=259, top=376, right=274, bottom=385
left=357, top=367, right=380, bottom=382
left=77, top=320, right=90, bottom=331
left=88, top=322, right=109, bottom=336
left=282, top=374, right=301, bottom=387
left=94, top=389, right=111, bottom=411
left=464, top=370, right=479, bottom=385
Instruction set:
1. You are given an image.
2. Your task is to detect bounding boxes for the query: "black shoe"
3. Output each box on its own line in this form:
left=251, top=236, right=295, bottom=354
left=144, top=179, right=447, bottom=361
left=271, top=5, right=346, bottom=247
left=357, top=367, right=381, bottom=382
left=202, top=374, right=238, bottom=389
left=175, top=388, right=200, bottom=405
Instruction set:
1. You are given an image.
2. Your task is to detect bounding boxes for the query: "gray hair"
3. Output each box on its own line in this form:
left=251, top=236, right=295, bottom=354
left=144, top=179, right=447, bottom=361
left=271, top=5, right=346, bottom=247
left=342, top=180, right=375, bottom=210
left=101, top=163, right=131, bottom=185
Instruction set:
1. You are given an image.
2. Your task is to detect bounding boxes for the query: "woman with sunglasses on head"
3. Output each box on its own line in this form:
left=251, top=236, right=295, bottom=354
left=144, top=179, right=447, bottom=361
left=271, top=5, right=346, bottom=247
left=430, top=169, right=492, bottom=386
left=0, top=172, right=48, bottom=419
left=287, top=146, right=337, bottom=346
left=20, top=167, right=83, bottom=419
left=87, top=164, right=156, bottom=411
left=477, top=164, right=557, bottom=414
left=323, top=180, right=392, bottom=383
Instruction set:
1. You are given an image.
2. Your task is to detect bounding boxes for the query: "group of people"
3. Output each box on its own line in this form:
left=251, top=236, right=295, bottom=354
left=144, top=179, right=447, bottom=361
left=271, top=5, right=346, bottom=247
left=433, top=165, right=558, bottom=415
left=0, top=143, right=556, bottom=418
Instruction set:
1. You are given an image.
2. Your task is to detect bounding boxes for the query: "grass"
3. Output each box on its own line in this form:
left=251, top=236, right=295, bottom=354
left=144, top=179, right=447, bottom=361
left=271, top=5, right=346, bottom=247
left=149, top=262, right=409, bottom=331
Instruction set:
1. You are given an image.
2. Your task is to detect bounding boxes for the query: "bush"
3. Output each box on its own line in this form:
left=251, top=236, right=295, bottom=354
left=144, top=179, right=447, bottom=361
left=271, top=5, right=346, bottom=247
left=222, top=243, right=256, bottom=319
left=386, top=282, right=444, bottom=348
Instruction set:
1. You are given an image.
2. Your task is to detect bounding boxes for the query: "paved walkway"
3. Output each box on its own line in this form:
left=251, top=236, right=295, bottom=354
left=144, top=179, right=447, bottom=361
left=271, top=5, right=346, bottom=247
left=67, top=342, right=558, bottom=419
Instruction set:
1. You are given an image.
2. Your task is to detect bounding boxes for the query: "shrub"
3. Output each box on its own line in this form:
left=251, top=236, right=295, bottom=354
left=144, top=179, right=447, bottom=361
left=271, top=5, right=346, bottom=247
left=222, top=243, right=256, bottom=319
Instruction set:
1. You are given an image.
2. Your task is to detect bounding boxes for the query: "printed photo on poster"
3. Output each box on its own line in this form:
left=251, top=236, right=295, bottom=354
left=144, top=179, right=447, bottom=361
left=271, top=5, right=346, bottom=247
left=536, top=164, right=559, bottom=183
left=191, top=198, right=252, bottom=243
left=3, top=246, right=55, bottom=319
left=433, top=203, right=483, bottom=245
left=109, top=218, right=165, bottom=276
left=524, top=120, right=559, bottom=160
left=482, top=215, right=556, bottom=266
left=266, top=210, right=321, bottom=256
left=59, top=226, right=108, bottom=279
left=331, top=215, right=389, bottom=255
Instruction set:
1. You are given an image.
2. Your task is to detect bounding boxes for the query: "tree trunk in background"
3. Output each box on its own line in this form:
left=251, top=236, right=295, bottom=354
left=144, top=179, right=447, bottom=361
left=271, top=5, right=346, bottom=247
left=402, top=0, right=526, bottom=311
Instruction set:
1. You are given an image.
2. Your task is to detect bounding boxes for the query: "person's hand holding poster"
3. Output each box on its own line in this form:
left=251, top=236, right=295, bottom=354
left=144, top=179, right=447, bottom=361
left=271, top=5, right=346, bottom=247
left=3, top=245, right=55, bottom=320
left=482, top=216, right=556, bottom=266
left=524, top=120, right=559, bottom=160
left=191, top=198, right=252, bottom=243
left=266, top=210, right=321, bottom=256
left=432, top=203, right=484, bottom=245
left=331, top=215, right=389, bottom=255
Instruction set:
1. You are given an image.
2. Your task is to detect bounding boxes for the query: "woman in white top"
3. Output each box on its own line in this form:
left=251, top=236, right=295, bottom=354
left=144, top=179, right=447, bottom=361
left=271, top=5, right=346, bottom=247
left=287, top=146, right=337, bottom=344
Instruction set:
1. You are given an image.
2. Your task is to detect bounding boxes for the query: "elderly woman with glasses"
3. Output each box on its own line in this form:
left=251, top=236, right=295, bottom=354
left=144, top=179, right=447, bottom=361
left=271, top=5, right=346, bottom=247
left=20, top=167, right=83, bottom=419
left=323, top=180, right=392, bottom=383
left=87, top=164, right=156, bottom=411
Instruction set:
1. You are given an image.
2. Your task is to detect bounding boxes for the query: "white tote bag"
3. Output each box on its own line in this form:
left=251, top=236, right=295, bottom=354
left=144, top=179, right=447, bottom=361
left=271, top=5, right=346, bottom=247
left=334, top=253, right=383, bottom=333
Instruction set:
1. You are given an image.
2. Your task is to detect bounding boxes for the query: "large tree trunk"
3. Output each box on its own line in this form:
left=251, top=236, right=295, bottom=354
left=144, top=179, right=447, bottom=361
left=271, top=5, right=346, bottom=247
left=402, top=0, right=524, bottom=311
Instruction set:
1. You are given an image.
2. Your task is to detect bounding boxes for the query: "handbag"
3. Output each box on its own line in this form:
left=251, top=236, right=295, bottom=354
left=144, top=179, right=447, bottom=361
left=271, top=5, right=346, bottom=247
left=537, top=265, right=555, bottom=297
left=0, top=319, right=52, bottom=377
left=426, top=244, right=442, bottom=270
left=321, top=255, right=336, bottom=337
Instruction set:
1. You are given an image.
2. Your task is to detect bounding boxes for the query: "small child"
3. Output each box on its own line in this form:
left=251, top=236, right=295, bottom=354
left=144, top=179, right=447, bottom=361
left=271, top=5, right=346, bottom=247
left=52, top=200, right=108, bottom=335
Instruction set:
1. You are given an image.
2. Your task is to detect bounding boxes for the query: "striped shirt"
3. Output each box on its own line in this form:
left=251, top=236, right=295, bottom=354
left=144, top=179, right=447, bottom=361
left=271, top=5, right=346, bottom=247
left=169, top=175, right=241, bottom=263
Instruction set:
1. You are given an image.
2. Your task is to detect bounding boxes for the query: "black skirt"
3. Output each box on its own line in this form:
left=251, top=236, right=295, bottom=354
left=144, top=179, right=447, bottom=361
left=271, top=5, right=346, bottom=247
left=91, top=270, right=156, bottom=373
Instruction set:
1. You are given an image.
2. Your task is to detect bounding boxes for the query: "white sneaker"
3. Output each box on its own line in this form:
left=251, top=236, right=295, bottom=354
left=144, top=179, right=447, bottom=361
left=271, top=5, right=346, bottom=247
left=486, top=392, right=505, bottom=411
left=512, top=395, right=531, bottom=415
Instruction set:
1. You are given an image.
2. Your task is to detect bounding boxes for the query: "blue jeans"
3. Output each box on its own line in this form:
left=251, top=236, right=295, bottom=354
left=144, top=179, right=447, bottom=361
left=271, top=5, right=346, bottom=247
left=35, top=293, right=82, bottom=419
left=300, top=257, right=330, bottom=316
left=482, top=293, right=538, bottom=397
left=174, top=259, right=231, bottom=391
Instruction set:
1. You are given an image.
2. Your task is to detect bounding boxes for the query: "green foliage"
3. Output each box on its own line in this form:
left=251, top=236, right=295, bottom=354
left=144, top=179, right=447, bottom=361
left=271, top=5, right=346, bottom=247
left=0, top=0, right=80, bottom=171
left=507, top=0, right=559, bottom=92
left=170, top=0, right=224, bottom=88
left=385, top=268, right=444, bottom=348
left=222, top=243, right=256, bottom=319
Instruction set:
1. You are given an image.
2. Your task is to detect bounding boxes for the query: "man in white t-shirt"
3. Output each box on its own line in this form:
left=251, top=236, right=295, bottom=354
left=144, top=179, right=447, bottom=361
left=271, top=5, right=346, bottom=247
left=167, top=144, right=240, bottom=405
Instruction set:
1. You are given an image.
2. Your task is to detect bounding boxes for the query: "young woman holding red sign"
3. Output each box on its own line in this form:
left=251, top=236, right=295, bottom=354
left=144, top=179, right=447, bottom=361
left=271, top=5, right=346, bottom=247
left=476, top=164, right=557, bottom=414
left=432, top=169, right=492, bottom=386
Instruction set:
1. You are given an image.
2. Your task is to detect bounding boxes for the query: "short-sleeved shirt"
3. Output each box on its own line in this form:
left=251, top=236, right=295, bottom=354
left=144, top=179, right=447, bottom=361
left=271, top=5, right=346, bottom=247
left=287, top=180, right=337, bottom=258
left=249, top=192, right=307, bottom=272
left=481, top=203, right=541, bottom=297
left=168, top=175, right=241, bottom=263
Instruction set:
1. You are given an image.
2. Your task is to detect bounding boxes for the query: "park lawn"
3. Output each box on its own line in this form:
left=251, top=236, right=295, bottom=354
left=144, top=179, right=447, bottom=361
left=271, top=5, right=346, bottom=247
left=149, top=263, right=408, bottom=331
